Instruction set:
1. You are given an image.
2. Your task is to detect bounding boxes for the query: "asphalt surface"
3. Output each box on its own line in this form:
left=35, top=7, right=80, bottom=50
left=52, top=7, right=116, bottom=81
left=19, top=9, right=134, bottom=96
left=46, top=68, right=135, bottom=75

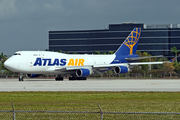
left=0, top=78, right=180, bottom=92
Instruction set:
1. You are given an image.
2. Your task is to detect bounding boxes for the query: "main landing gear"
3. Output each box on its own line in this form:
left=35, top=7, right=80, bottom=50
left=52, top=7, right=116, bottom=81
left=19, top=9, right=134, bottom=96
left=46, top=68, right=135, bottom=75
left=69, top=75, right=87, bottom=80
left=55, top=75, right=87, bottom=81
left=55, top=75, right=64, bottom=81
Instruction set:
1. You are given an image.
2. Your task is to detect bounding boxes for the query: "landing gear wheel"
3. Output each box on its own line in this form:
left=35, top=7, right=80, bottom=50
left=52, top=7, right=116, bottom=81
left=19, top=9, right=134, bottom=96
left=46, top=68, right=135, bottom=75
left=55, top=76, right=63, bottom=81
left=19, top=76, right=24, bottom=81
left=77, top=77, right=87, bottom=80
left=69, top=77, right=76, bottom=81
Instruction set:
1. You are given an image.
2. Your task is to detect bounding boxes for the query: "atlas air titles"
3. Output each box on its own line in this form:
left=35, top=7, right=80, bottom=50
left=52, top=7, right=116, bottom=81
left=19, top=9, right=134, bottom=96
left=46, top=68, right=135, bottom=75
left=33, top=58, right=85, bottom=66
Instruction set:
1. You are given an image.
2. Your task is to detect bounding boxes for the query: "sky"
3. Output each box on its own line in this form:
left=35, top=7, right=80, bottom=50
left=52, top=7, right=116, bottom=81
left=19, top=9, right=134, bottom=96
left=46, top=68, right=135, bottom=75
left=0, top=0, right=180, bottom=55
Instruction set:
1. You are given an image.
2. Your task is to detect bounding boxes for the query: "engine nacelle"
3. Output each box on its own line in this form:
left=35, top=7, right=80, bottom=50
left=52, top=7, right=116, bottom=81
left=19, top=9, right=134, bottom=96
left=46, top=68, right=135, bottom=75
left=26, top=74, right=42, bottom=78
left=76, top=68, right=92, bottom=77
left=114, top=66, right=128, bottom=74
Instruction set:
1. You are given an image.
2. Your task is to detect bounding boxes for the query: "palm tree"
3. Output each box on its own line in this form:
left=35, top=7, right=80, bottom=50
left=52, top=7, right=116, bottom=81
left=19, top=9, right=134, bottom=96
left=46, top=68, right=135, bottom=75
left=0, top=52, right=7, bottom=61
left=0, top=52, right=8, bottom=70
left=57, top=50, right=62, bottom=53
left=171, top=47, right=180, bottom=62
left=94, top=51, right=100, bottom=54
left=108, top=51, right=114, bottom=54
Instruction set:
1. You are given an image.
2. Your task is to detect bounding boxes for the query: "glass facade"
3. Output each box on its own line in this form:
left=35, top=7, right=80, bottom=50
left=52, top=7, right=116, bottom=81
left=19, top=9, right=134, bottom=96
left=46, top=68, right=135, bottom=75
left=49, top=23, right=180, bottom=59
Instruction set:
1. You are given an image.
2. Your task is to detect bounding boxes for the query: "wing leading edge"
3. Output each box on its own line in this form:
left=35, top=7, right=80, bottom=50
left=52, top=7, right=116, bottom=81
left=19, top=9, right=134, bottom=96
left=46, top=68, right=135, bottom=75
left=53, top=60, right=171, bottom=73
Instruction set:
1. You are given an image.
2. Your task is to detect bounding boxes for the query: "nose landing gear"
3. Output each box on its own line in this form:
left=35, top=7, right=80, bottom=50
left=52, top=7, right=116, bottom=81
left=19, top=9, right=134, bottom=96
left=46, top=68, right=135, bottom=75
left=19, top=75, right=24, bottom=81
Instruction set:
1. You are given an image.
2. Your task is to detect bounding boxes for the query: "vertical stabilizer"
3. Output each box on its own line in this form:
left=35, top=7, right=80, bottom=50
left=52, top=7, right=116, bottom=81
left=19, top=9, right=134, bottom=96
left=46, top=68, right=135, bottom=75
left=115, top=28, right=141, bottom=55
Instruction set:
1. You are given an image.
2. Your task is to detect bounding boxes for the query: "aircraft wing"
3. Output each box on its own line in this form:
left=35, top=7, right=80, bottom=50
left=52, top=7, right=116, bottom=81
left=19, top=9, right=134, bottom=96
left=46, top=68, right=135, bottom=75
left=54, top=66, right=93, bottom=71
left=92, top=61, right=169, bottom=74
left=54, top=61, right=170, bottom=71
left=128, top=57, right=176, bottom=65
left=125, top=55, right=163, bottom=61
left=54, top=63, right=128, bottom=71
left=129, top=61, right=166, bottom=65
left=53, top=57, right=174, bottom=75
left=94, top=61, right=171, bottom=68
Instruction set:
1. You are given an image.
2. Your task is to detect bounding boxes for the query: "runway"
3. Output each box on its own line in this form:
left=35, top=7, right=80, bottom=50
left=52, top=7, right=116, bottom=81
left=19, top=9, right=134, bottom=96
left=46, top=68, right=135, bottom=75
left=0, top=78, right=180, bottom=92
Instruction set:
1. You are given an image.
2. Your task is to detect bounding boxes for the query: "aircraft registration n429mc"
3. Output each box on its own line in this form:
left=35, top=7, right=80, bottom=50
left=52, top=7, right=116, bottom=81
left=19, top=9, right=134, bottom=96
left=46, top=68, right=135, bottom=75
left=4, top=28, right=172, bottom=81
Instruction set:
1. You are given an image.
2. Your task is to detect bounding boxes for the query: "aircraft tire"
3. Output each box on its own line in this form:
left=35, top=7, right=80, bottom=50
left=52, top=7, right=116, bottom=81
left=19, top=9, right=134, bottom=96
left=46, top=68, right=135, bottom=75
left=19, top=76, right=23, bottom=81
left=55, top=77, right=63, bottom=81
left=77, top=77, right=81, bottom=80
left=77, top=77, right=87, bottom=80
left=60, top=77, right=63, bottom=81
left=69, top=77, right=76, bottom=81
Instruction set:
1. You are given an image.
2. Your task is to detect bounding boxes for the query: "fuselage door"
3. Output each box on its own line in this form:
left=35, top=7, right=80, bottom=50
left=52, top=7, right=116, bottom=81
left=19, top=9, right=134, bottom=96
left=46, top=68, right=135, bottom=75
left=38, top=52, right=47, bottom=70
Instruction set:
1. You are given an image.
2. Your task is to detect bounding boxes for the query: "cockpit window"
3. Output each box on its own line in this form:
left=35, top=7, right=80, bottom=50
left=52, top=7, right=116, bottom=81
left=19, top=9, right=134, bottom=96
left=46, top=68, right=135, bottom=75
left=14, top=53, right=21, bottom=55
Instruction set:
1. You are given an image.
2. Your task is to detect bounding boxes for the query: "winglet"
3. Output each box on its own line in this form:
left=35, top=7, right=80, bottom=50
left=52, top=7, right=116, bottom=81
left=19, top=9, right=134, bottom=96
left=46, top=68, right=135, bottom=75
left=169, top=57, right=177, bottom=62
left=115, top=28, right=141, bottom=55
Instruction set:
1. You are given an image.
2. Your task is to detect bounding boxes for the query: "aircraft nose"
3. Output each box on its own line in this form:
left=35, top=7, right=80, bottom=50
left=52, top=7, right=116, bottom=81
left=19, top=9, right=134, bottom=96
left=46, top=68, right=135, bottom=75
left=4, top=57, right=20, bottom=71
left=4, top=59, right=12, bottom=69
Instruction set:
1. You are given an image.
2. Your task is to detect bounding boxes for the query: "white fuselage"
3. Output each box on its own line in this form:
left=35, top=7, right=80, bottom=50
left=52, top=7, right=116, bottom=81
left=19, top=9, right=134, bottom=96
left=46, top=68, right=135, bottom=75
left=5, top=51, right=116, bottom=74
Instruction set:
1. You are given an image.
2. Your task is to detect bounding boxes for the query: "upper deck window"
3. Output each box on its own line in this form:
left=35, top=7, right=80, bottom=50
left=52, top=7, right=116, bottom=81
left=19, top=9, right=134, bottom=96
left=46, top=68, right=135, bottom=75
left=14, top=53, right=21, bottom=55
left=33, top=54, right=38, bottom=56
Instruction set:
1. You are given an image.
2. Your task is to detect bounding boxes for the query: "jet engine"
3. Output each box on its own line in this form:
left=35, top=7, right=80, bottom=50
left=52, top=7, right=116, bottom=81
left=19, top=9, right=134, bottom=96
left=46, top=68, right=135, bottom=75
left=26, top=74, right=42, bottom=78
left=114, top=66, right=129, bottom=74
left=76, top=68, right=93, bottom=77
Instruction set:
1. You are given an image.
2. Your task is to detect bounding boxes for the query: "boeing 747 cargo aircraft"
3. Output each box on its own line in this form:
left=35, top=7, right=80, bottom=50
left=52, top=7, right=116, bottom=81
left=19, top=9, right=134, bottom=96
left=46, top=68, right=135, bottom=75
left=4, top=28, right=171, bottom=81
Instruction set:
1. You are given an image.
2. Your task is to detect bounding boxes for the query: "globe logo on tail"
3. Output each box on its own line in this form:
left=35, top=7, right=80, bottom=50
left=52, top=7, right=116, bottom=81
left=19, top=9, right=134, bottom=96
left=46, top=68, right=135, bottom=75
left=124, top=28, right=141, bottom=55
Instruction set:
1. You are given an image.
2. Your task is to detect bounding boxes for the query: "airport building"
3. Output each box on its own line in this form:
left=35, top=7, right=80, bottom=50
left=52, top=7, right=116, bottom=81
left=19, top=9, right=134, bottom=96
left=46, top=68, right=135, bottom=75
left=49, top=23, right=180, bottom=59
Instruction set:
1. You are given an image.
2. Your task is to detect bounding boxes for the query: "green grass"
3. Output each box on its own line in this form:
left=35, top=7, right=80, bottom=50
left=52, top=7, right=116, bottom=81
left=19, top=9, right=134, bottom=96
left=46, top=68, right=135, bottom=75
left=1, top=92, right=180, bottom=119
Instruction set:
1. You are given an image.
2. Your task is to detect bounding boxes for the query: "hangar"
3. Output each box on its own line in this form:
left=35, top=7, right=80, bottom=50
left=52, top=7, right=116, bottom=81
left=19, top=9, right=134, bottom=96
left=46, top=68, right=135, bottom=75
left=49, top=23, right=180, bottom=59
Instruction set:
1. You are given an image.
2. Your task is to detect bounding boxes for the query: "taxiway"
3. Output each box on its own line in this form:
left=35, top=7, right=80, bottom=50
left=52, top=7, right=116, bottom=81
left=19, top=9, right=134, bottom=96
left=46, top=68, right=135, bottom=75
left=0, top=78, right=180, bottom=92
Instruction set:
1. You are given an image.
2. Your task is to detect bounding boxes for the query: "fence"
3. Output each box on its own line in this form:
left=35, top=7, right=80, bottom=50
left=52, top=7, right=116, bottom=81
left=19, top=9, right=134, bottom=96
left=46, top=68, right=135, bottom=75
left=1, top=102, right=180, bottom=120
